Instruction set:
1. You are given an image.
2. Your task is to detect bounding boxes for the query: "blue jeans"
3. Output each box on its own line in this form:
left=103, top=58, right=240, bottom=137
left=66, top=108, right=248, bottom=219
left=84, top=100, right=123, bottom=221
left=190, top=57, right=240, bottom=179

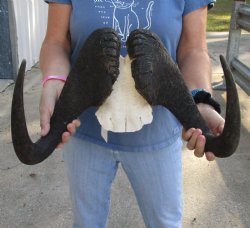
left=63, top=137, right=183, bottom=228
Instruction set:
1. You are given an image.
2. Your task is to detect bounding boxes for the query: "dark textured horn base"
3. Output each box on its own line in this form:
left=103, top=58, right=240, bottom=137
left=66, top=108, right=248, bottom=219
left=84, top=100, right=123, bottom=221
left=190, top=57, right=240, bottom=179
left=127, top=29, right=241, bottom=158
left=11, top=28, right=121, bottom=165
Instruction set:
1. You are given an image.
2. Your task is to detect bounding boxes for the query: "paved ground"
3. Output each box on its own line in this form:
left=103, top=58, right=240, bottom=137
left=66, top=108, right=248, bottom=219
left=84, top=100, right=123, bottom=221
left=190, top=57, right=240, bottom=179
left=0, top=32, right=249, bottom=228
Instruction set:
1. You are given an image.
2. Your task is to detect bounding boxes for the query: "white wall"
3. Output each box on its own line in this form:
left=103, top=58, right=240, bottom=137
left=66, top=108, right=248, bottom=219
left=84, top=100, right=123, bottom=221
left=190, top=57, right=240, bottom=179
left=12, top=0, right=48, bottom=70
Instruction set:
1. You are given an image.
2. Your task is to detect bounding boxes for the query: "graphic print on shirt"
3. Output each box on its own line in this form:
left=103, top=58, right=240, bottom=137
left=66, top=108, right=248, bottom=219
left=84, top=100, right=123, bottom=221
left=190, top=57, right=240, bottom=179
left=93, top=0, right=154, bottom=44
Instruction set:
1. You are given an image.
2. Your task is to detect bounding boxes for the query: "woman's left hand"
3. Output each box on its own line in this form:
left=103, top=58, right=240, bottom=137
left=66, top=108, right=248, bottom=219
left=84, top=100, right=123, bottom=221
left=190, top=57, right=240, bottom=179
left=182, top=103, right=225, bottom=161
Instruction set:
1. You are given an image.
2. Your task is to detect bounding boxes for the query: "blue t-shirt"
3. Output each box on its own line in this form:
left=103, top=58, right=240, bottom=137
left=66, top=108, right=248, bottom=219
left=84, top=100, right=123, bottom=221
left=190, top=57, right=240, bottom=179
left=44, top=0, right=215, bottom=152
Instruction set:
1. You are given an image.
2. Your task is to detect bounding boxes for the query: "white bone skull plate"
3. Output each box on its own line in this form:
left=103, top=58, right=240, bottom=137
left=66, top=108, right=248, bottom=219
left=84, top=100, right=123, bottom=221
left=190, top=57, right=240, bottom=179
left=96, top=56, right=153, bottom=133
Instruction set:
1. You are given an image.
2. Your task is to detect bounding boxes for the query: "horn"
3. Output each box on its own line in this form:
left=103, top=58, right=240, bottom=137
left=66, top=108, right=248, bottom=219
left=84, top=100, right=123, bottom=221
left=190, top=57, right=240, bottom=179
left=11, top=28, right=121, bottom=165
left=127, top=29, right=241, bottom=158
left=204, top=55, right=241, bottom=157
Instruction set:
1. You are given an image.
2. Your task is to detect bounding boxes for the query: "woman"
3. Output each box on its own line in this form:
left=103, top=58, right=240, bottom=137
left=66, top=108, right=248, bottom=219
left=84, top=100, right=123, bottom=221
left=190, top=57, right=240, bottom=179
left=40, top=0, right=224, bottom=227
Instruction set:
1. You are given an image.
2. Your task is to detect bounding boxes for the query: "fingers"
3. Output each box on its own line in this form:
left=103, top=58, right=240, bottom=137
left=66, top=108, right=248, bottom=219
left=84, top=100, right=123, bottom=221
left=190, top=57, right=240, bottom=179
left=213, top=122, right=224, bottom=136
left=40, top=120, right=50, bottom=137
left=186, top=129, right=202, bottom=151
left=56, top=119, right=81, bottom=149
left=205, top=152, right=215, bottom=161
left=40, top=105, right=53, bottom=136
left=40, top=105, right=52, bottom=137
left=183, top=104, right=224, bottom=161
left=65, top=120, right=80, bottom=136
left=72, top=119, right=81, bottom=128
left=183, top=128, right=215, bottom=161
left=197, top=103, right=225, bottom=136
left=193, top=136, right=215, bottom=161
left=40, top=90, right=56, bottom=136
left=57, top=132, right=70, bottom=149
left=182, top=128, right=195, bottom=141
left=193, top=134, right=205, bottom=158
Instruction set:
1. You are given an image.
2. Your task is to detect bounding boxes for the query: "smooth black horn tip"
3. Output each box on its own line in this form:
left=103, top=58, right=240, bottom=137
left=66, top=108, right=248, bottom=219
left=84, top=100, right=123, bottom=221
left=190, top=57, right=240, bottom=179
left=219, top=54, right=225, bottom=61
left=20, top=59, right=27, bottom=69
left=219, top=55, right=228, bottom=69
left=18, top=60, right=27, bottom=76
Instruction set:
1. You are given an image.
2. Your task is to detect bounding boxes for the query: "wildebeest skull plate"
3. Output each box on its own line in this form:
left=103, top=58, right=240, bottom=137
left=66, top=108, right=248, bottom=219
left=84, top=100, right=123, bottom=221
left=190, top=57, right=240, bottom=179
left=96, top=55, right=153, bottom=133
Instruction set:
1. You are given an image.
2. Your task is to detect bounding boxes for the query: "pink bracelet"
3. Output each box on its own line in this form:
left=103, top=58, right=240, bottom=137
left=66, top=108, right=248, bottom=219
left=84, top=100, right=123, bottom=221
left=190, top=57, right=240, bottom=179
left=42, top=75, right=67, bottom=86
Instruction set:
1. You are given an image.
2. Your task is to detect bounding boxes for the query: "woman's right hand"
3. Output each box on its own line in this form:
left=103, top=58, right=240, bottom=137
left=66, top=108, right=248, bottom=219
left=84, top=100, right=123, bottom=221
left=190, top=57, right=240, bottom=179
left=39, top=80, right=80, bottom=148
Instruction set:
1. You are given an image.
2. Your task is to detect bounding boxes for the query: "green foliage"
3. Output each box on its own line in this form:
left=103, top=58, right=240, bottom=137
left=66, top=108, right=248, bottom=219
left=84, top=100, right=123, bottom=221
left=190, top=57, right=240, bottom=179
left=207, top=0, right=250, bottom=31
